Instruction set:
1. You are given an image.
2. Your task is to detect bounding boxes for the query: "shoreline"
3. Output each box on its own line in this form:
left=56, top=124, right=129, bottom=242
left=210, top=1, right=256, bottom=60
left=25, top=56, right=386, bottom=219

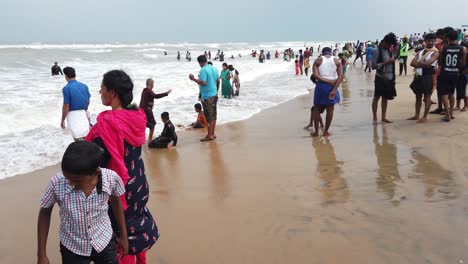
left=2, top=62, right=468, bottom=263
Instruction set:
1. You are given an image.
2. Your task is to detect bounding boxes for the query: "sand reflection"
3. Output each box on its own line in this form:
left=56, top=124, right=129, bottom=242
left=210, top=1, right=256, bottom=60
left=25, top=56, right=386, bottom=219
left=373, top=125, right=402, bottom=204
left=340, top=81, right=351, bottom=108
left=410, top=151, right=457, bottom=201
left=312, top=138, right=350, bottom=205
left=208, top=143, right=231, bottom=202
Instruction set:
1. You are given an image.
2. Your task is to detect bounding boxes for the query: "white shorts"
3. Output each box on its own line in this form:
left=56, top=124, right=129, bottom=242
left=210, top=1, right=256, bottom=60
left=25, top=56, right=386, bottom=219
left=67, top=110, right=90, bottom=139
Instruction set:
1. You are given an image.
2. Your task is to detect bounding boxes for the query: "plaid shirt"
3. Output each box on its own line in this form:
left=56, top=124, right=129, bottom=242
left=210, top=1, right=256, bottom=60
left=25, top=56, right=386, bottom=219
left=40, top=168, right=125, bottom=256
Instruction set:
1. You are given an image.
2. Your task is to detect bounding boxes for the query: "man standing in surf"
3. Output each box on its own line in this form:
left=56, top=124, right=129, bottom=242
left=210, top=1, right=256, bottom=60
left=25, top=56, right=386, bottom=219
left=189, top=55, right=220, bottom=142
left=311, top=47, right=343, bottom=137
left=60, top=67, right=91, bottom=141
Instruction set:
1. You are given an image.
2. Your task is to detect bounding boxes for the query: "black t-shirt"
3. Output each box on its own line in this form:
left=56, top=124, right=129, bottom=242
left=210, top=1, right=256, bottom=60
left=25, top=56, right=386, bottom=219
left=160, top=121, right=178, bottom=146
left=51, top=65, right=62, bottom=75
left=440, top=44, right=464, bottom=78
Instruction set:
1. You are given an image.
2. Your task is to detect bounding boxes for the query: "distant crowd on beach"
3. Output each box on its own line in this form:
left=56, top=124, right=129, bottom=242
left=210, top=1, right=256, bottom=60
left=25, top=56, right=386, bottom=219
left=304, top=27, right=467, bottom=138
left=38, top=26, right=467, bottom=264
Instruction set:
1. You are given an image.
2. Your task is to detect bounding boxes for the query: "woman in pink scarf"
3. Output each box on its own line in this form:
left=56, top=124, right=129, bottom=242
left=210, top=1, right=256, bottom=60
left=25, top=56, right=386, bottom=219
left=86, top=70, right=159, bottom=264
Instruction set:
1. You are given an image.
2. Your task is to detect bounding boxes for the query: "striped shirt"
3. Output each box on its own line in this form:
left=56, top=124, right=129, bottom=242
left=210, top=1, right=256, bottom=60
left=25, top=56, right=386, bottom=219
left=40, top=168, right=125, bottom=256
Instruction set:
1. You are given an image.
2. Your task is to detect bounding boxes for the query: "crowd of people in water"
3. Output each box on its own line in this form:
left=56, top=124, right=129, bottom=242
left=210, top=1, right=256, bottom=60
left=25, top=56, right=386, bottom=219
left=40, top=26, right=468, bottom=264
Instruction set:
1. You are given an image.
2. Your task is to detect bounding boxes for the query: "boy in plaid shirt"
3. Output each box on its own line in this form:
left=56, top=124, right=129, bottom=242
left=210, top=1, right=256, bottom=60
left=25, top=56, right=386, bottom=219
left=37, top=141, right=129, bottom=264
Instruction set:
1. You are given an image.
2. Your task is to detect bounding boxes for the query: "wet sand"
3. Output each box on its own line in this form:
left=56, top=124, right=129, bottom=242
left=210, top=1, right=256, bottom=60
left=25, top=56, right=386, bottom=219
left=1, top=63, right=468, bottom=263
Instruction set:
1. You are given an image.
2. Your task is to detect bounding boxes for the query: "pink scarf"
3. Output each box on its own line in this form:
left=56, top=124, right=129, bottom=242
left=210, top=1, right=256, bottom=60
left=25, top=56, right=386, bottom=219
left=86, top=108, right=146, bottom=210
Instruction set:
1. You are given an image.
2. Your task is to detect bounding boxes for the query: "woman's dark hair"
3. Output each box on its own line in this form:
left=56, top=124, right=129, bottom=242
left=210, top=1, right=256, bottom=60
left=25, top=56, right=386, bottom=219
left=102, top=70, right=136, bottom=110
left=228, top=65, right=234, bottom=71
left=235, top=70, right=239, bottom=75
left=382, top=32, right=398, bottom=46
left=62, top=141, right=103, bottom=176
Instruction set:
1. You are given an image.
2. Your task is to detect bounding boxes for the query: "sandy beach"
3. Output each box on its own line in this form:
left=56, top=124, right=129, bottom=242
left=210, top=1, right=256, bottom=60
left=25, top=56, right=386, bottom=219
left=1, top=63, right=468, bottom=263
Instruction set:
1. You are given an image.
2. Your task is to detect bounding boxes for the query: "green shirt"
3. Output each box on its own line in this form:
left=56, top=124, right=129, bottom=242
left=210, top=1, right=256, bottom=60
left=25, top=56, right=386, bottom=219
left=221, top=69, right=230, bottom=81
left=400, top=42, right=409, bottom=57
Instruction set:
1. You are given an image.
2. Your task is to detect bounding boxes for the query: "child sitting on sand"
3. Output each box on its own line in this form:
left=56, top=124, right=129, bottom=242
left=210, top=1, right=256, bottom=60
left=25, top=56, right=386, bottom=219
left=190, top=103, right=208, bottom=129
left=37, top=141, right=128, bottom=264
left=149, top=112, right=178, bottom=149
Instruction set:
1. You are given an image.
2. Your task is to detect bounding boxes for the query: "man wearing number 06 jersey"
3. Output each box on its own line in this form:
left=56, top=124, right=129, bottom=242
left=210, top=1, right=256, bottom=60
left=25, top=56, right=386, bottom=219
left=437, top=30, right=467, bottom=122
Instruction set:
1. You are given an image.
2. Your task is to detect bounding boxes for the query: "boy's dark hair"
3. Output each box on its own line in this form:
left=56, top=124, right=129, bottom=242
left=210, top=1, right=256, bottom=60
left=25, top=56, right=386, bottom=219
left=61, top=141, right=102, bottom=176
left=194, top=103, right=202, bottom=110
left=102, top=70, right=136, bottom=110
left=197, top=55, right=208, bottom=64
left=436, top=28, right=445, bottom=38
left=446, top=30, right=458, bottom=41
left=161, top=112, right=169, bottom=120
left=424, top=33, right=436, bottom=40
left=63, top=67, right=76, bottom=78
left=222, top=62, right=228, bottom=67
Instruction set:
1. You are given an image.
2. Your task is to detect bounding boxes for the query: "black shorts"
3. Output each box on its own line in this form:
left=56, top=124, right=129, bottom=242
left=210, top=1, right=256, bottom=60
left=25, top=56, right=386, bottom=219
left=144, top=108, right=156, bottom=129
left=456, top=75, right=468, bottom=100
left=311, top=105, right=325, bottom=114
left=437, top=75, right=458, bottom=96
left=60, top=240, right=117, bottom=264
left=148, top=136, right=171, bottom=149
left=410, top=75, right=433, bottom=96
left=374, top=75, right=396, bottom=100
left=201, top=95, right=218, bottom=123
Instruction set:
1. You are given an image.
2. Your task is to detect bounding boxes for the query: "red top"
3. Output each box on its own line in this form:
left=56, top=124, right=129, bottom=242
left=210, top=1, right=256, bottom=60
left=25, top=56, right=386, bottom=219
left=197, top=112, right=208, bottom=128
left=86, top=109, right=146, bottom=209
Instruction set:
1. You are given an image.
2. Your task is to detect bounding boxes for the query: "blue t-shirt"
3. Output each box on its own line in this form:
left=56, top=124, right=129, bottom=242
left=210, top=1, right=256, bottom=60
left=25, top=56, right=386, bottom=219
left=62, top=80, right=91, bottom=111
left=366, top=46, right=374, bottom=59
left=199, top=64, right=219, bottom=100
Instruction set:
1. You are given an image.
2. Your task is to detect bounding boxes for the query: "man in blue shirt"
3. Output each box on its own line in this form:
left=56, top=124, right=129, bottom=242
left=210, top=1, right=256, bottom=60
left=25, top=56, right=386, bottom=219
left=364, top=43, right=375, bottom=72
left=61, top=67, right=91, bottom=141
left=189, top=55, right=220, bottom=142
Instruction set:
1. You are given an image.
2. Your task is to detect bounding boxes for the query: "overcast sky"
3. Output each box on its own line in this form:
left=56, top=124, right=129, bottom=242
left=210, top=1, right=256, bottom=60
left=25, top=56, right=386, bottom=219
left=1, top=0, right=467, bottom=43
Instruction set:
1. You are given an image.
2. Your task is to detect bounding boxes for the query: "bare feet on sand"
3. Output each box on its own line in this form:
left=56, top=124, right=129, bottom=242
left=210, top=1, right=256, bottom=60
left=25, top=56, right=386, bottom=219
left=373, top=120, right=378, bottom=125
left=323, top=131, right=332, bottom=137
left=304, top=125, right=312, bottom=130
left=416, top=118, right=427, bottom=123
left=311, top=131, right=319, bottom=137
left=407, top=116, right=419, bottom=121
left=382, top=119, right=393, bottom=124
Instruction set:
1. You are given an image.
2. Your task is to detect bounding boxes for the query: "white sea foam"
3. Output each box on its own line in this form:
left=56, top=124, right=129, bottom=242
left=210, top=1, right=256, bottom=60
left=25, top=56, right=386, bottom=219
left=0, top=41, right=332, bottom=179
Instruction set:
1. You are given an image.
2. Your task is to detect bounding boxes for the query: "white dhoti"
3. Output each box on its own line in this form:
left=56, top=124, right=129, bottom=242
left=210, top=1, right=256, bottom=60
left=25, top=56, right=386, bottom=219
left=67, top=110, right=89, bottom=139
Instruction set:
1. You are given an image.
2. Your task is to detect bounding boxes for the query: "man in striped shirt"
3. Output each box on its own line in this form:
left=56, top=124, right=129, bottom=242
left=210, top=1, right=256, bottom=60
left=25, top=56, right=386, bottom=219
left=37, top=141, right=128, bottom=264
